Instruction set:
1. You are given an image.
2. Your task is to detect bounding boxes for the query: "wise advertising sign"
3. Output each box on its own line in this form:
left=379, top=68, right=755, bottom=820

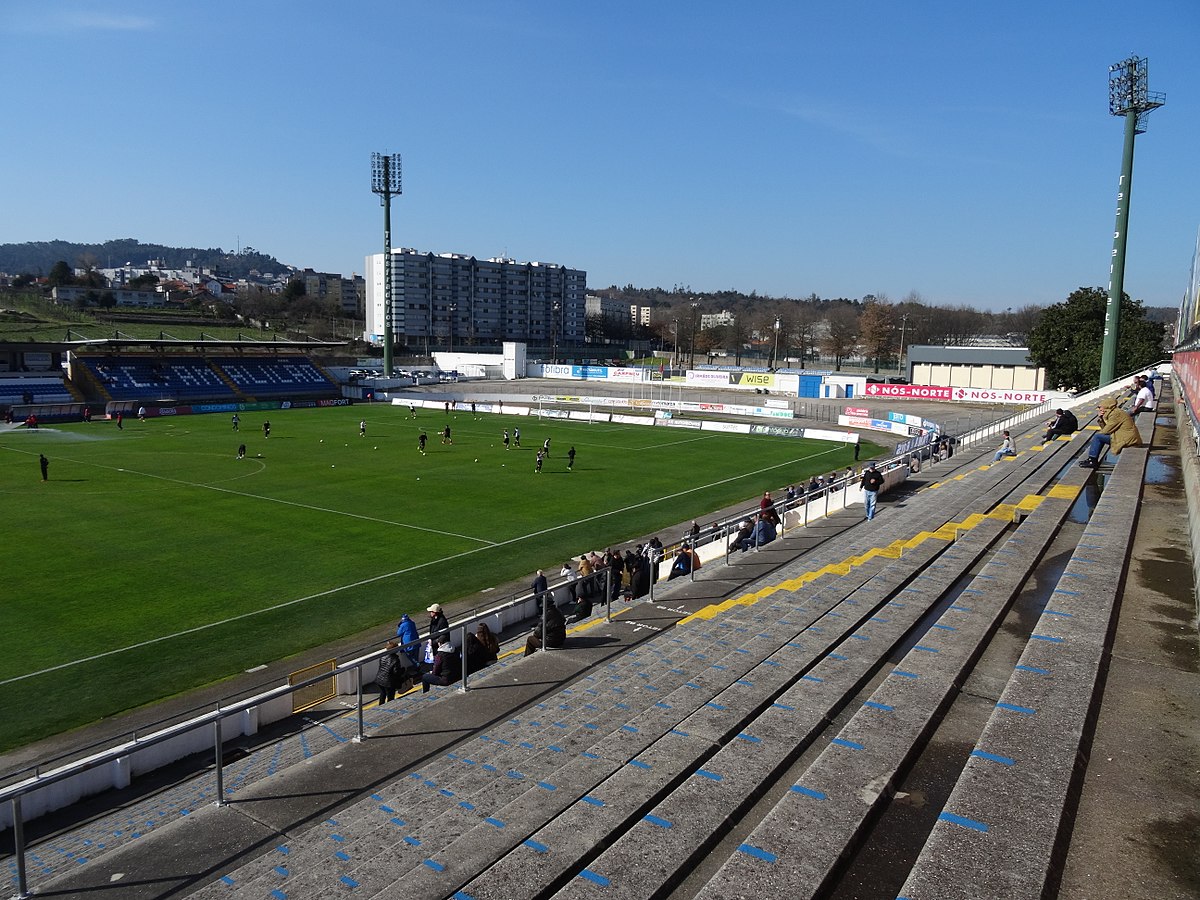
left=732, top=372, right=776, bottom=388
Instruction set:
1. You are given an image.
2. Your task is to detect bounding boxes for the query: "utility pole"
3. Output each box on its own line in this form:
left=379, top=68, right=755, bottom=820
left=1100, top=57, right=1164, bottom=385
left=370, top=152, right=402, bottom=378
left=688, top=301, right=699, bottom=369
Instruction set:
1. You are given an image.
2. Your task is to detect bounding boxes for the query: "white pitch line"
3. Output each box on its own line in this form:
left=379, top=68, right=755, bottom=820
left=3, top=444, right=843, bottom=686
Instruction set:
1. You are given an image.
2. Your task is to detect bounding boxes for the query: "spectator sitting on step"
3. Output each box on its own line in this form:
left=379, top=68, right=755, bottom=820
left=1078, top=396, right=1142, bottom=469
left=735, top=514, right=777, bottom=552
left=421, top=642, right=462, bottom=692
left=569, top=584, right=594, bottom=622
left=475, top=622, right=501, bottom=661
left=524, top=600, right=567, bottom=655
left=667, top=545, right=694, bottom=580
left=992, top=430, right=1016, bottom=461
left=464, top=629, right=496, bottom=674
left=1042, top=408, right=1079, bottom=443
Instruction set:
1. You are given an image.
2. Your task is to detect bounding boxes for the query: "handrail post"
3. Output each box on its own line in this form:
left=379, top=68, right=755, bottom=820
left=12, top=795, right=29, bottom=899
left=605, top=568, right=612, bottom=623
left=724, top=523, right=730, bottom=565
left=459, top=624, right=470, bottom=688
left=213, top=707, right=226, bottom=807
left=354, top=665, right=364, bottom=742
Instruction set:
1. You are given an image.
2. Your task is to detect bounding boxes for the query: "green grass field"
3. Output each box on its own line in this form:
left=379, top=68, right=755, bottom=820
left=1, top=404, right=870, bottom=753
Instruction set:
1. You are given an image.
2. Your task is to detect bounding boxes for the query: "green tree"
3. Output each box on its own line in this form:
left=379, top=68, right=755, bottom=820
left=1027, top=287, right=1165, bottom=391
left=47, top=260, right=74, bottom=287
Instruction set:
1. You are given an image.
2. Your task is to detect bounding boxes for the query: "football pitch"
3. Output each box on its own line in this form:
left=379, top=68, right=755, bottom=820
left=1, top=404, right=869, bottom=753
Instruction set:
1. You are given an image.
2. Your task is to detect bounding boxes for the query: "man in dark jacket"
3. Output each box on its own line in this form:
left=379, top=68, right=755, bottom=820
left=861, top=463, right=885, bottom=520
left=531, top=570, right=549, bottom=611
left=524, top=601, right=566, bottom=656
left=1042, top=408, right=1079, bottom=443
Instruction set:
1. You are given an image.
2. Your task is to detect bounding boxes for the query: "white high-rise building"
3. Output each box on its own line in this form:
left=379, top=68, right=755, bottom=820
left=365, top=249, right=586, bottom=350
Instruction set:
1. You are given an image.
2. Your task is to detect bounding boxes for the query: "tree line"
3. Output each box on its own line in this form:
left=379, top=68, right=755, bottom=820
left=591, top=284, right=1171, bottom=389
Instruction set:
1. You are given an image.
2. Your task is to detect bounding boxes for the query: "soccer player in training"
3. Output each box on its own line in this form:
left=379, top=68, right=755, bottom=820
left=418, top=431, right=428, bottom=454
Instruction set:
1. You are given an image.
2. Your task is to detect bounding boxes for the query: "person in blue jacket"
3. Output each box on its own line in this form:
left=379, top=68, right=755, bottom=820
left=396, top=613, right=421, bottom=667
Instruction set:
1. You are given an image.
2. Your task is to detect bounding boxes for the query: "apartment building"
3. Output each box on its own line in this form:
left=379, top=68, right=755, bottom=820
left=365, top=250, right=586, bottom=348
left=300, top=269, right=366, bottom=317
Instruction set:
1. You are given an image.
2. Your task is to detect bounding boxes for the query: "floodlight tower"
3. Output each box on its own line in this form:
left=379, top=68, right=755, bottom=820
left=1100, top=56, right=1164, bottom=385
left=371, top=152, right=402, bottom=377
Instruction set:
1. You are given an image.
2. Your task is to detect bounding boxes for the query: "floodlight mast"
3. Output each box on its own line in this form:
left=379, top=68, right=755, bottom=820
left=1100, top=57, right=1164, bottom=386
left=371, top=152, right=403, bottom=378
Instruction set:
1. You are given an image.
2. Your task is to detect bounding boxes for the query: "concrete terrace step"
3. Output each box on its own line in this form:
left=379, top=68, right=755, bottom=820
left=189, top=520, right=979, bottom=899
left=446, top=520, right=1017, bottom=897
left=898, top=446, right=1150, bottom=900
left=691, top=481, right=1085, bottom=899
left=186, top=613, right=810, bottom=898
left=465, top=515, right=1016, bottom=900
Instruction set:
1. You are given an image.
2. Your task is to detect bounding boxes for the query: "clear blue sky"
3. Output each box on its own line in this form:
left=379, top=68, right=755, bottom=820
left=2, top=1, right=1196, bottom=311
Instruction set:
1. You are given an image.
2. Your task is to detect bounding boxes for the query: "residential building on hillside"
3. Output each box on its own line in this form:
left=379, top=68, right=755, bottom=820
left=585, top=293, right=626, bottom=321
left=365, top=250, right=586, bottom=349
left=52, top=285, right=164, bottom=308
left=299, top=269, right=365, bottom=317
left=701, top=310, right=736, bottom=329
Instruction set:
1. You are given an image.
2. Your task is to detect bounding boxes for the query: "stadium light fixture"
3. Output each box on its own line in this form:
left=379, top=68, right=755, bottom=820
left=1100, top=57, right=1164, bottom=386
left=371, top=152, right=402, bottom=378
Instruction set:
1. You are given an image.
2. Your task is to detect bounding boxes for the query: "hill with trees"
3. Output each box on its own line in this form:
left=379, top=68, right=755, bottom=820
left=0, top=239, right=290, bottom=279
